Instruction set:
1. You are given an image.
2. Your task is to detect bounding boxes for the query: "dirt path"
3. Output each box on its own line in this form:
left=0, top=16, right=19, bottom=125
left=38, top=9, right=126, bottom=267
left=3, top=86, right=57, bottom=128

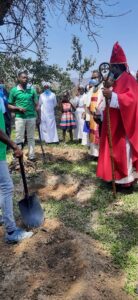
left=0, top=145, right=135, bottom=300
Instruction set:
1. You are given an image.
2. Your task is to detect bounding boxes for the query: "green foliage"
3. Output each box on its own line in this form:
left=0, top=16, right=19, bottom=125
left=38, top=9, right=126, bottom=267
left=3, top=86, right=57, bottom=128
left=0, top=54, right=33, bottom=83
left=0, top=54, right=73, bottom=94
left=67, top=35, right=95, bottom=83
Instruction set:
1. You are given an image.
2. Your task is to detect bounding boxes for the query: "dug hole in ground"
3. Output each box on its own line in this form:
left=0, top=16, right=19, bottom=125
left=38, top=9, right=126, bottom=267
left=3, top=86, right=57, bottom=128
left=0, top=145, right=136, bottom=300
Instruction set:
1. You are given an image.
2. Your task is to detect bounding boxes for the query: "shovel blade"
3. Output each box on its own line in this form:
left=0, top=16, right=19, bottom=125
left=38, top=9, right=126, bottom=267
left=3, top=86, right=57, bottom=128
left=19, top=193, right=44, bottom=228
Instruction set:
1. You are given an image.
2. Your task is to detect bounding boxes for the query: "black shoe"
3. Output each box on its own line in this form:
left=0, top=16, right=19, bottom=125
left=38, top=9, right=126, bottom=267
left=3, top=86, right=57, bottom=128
left=89, top=155, right=98, bottom=162
left=28, top=157, right=36, bottom=162
left=116, top=185, right=134, bottom=194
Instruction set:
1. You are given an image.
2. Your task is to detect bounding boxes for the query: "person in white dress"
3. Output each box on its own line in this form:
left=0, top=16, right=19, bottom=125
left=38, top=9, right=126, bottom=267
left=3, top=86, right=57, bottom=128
left=73, top=86, right=86, bottom=142
left=39, top=82, right=59, bottom=144
left=81, top=82, right=93, bottom=146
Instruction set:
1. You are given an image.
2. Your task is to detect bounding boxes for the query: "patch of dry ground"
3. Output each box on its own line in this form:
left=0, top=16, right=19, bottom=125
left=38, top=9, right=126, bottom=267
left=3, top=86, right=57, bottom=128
left=0, top=219, right=133, bottom=300
left=0, top=145, right=134, bottom=299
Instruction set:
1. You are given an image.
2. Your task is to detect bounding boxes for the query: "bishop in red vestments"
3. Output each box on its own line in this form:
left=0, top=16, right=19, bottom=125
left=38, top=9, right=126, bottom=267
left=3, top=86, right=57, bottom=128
left=97, top=42, right=138, bottom=189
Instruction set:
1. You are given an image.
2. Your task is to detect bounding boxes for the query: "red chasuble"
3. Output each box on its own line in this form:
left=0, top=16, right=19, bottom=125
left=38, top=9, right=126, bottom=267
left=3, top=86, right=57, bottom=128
left=97, top=71, right=138, bottom=181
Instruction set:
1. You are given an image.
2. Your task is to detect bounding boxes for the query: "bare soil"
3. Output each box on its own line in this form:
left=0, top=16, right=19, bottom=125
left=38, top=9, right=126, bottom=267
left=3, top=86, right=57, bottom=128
left=0, top=145, right=134, bottom=300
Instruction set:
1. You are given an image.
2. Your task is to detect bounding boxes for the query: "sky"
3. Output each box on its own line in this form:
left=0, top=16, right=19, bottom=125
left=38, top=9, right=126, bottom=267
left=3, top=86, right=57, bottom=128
left=43, top=0, right=138, bottom=78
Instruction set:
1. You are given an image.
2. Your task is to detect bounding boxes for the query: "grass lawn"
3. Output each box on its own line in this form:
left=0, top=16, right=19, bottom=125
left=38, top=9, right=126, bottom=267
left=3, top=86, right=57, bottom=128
left=8, top=135, right=138, bottom=297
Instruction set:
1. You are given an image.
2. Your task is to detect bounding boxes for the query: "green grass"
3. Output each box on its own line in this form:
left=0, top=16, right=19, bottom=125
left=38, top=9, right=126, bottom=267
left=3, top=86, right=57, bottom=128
left=43, top=199, right=92, bottom=231
left=45, top=146, right=138, bottom=297
left=43, top=185, right=138, bottom=297
left=42, top=159, right=97, bottom=179
left=9, top=140, right=138, bottom=297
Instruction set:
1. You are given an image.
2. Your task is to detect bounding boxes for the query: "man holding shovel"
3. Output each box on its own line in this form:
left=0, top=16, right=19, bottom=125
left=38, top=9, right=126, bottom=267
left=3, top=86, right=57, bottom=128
left=97, top=42, right=138, bottom=193
left=0, top=102, right=33, bottom=243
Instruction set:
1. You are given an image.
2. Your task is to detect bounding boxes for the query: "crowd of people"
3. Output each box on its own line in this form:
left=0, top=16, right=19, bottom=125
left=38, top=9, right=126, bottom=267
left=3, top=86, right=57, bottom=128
left=0, top=42, right=138, bottom=243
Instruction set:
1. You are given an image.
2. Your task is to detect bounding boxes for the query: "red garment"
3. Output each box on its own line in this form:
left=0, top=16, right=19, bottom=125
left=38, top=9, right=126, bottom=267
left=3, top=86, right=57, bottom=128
left=110, top=42, right=127, bottom=66
left=97, top=72, right=138, bottom=181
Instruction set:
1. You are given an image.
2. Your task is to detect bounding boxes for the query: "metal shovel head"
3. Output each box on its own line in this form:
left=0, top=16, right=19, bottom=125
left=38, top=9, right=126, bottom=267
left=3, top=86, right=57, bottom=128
left=19, top=193, right=44, bottom=228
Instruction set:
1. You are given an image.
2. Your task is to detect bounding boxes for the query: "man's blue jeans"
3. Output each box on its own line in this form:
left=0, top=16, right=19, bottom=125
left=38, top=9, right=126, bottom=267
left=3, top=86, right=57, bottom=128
left=0, top=161, right=16, bottom=233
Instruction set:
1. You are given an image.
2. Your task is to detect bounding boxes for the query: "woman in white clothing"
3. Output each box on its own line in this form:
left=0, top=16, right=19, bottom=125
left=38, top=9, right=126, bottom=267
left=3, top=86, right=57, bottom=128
left=73, top=86, right=86, bottom=142
left=39, top=82, right=59, bottom=144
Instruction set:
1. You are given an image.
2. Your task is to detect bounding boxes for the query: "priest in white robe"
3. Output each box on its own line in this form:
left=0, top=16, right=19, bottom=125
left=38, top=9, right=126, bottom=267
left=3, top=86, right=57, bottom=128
left=39, top=82, right=59, bottom=144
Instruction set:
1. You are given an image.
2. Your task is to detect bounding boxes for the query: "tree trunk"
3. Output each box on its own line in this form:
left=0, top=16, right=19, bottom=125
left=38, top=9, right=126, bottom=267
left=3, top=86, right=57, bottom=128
left=0, top=0, right=14, bottom=25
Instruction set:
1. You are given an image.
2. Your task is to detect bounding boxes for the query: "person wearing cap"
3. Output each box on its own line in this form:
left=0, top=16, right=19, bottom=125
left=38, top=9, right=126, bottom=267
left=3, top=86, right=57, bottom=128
left=39, top=82, right=59, bottom=144
left=97, top=42, right=138, bottom=192
left=8, top=71, right=39, bottom=161
left=86, top=71, right=104, bottom=158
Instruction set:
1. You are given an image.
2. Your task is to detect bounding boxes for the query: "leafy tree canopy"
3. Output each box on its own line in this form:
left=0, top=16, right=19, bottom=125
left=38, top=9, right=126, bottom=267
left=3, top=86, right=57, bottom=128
left=0, top=54, right=73, bottom=95
left=67, top=36, right=95, bottom=84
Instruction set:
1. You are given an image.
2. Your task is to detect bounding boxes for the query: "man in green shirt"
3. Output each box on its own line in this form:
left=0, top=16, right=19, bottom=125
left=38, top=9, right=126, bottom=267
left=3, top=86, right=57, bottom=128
left=8, top=71, right=40, bottom=161
left=0, top=105, right=33, bottom=243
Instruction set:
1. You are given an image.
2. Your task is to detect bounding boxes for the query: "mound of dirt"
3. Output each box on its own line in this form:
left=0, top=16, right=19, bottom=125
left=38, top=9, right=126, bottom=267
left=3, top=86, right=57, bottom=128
left=0, top=219, right=133, bottom=300
left=4, top=145, right=135, bottom=299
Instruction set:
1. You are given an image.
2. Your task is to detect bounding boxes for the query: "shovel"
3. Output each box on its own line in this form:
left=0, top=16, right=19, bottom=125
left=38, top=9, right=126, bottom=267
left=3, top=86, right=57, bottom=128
left=37, top=124, right=46, bottom=162
left=18, top=157, right=45, bottom=228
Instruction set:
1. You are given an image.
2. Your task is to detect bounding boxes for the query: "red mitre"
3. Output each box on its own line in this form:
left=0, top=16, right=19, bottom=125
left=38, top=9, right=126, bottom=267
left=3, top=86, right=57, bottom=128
left=110, top=42, right=127, bottom=66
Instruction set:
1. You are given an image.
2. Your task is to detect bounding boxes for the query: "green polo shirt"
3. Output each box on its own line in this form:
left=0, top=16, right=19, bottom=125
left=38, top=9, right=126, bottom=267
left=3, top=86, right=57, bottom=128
left=9, top=86, right=38, bottom=119
left=0, top=105, right=6, bottom=161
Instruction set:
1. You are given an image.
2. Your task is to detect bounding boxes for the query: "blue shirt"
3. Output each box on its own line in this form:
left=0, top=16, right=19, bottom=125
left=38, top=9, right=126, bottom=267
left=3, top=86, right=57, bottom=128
left=0, top=87, right=8, bottom=113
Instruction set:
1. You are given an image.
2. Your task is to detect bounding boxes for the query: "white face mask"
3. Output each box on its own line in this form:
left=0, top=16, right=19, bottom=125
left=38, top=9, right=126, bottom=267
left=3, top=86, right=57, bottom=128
left=91, top=79, right=99, bottom=86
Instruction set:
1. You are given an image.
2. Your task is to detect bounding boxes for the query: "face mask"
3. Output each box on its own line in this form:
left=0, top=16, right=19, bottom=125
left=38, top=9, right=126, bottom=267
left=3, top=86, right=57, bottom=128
left=45, top=89, right=51, bottom=95
left=91, top=79, right=99, bottom=86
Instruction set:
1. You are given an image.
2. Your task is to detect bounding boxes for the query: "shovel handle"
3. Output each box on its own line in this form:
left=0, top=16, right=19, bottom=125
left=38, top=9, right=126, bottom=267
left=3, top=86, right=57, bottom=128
left=37, top=124, right=46, bottom=160
left=105, top=99, right=117, bottom=198
left=19, top=157, right=29, bottom=198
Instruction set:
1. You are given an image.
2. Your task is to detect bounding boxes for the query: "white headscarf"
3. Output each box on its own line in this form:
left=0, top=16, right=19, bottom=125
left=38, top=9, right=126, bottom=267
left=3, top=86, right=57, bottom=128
left=42, top=81, right=51, bottom=88
left=79, top=84, right=84, bottom=89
